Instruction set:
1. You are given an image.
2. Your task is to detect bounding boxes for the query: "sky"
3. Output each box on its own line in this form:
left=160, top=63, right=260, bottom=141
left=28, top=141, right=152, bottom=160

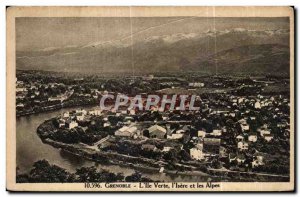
left=16, top=17, right=289, bottom=52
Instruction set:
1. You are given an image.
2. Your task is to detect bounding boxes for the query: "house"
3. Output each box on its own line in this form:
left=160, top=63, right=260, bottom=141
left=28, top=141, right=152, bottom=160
left=252, top=152, right=264, bottom=168
left=190, top=147, right=204, bottom=160
left=238, top=118, right=247, bottom=124
left=212, top=129, right=222, bottom=136
left=254, top=101, right=261, bottom=109
left=148, top=125, right=167, bottom=139
left=254, top=152, right=264, bottom=163
left=103, top=122, right=111, bottom=128
left=115, top=126, right=137, bottom=137
left=241, top=123, right=250, bottom=132
left=259, top=129, right=271, bottom=137
left=238, top=141, right=248, bottom=150
left=162, top=146, right=173, bottom=152
left=76, top=109, right=87, bottom=115
left=248, top=133, right=257, bottom=142
left=229, top=112, right=236, bottom=117
left=197, top=130, right=206, bottom=138
left=250, top=116, right=256, bottom=120
left=189, top=82, right=204, bottom=88
left=76, top=113, right=85, bottom=121
left=264, top=134, right=274, bottom=142
left=238, top=97, right=245, bottom=104
left=203, top=138, right=221, bottom=155
left=236, top=135, right=244, bottom=141
left=66, top=120, right=78, bottom=129
left=89, top=109, right=101, bottom=116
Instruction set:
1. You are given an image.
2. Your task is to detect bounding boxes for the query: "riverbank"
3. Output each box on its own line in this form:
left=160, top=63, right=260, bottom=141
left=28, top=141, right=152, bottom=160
left=41, top=138, right=289, bottom=182
left=43, top=138, right=211, bottom=179
left=17, top=101, right=98, bottom=117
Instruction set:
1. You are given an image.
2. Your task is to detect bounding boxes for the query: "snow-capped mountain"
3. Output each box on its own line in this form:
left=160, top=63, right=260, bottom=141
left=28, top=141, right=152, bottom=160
left=16, top=28, right=290, bottom=74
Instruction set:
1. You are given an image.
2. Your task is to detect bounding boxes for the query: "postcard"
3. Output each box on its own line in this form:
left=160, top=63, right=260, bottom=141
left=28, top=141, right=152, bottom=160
left=6, top=6, right=294, bottom=192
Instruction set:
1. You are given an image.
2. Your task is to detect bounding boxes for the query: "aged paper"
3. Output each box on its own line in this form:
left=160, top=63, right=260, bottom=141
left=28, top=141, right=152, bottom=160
left=7, top=6, right=294, bottom=192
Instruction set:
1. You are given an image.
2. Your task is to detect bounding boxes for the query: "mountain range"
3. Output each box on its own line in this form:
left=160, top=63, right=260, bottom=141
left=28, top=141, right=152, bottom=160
left=16, top=28, right=290, bottom=74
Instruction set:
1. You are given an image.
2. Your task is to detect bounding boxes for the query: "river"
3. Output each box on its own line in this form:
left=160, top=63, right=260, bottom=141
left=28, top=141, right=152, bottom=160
left=16, top=107, right=209, bottom=182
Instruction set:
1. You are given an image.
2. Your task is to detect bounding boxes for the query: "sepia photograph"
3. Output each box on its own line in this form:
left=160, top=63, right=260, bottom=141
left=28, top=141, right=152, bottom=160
left=6, top=6, right=294, bottom=192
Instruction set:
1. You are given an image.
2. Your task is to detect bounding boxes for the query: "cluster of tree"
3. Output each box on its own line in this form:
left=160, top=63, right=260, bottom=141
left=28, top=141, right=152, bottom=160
left=38, top=119, right=101, bottom=145
left=16, top=160, right=155, bottom=183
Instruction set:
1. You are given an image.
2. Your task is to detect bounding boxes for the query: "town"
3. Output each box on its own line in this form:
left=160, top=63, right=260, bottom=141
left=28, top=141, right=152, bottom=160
left=17, top=70, right=290, bottom=181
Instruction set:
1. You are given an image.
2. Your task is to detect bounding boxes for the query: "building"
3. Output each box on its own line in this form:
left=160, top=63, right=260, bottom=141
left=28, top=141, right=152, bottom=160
left=203, top=138, right=221, bottom=155
left=236, top=135, right=244, bottom=142
left=259, top=129, right=271, bottom=137
left=76, top=113, right=85, bottom=121
left=254, top=101, right=261, bottom=109
left=197, top=130, right=206, bottom=138
left=248, top=133, right=257, bottom=142
left=76, top=109, right=87, bottom=115
left=66, top=120, right=78, bottom=129
left=188, top=82, right=204, bottom=87
left=252, top=153, right=264, bottom=167
left=162, top=146, right=172, bottom=152
left=264, top=134, right=274, bottom=142
left=115, top=126, right=137, bottom=137
left=241, top=123, right=250, bottom=132
left=238, top=141, right=249, bottom=150
left=89, top=109, right=101, bottom=116
left=212, top=129, right=222, bottom=136
left=190, top=147, right=204, bottom=160
left=103, top=122, right=111, bottom=128
left=148, top=125, right=167, bottom=139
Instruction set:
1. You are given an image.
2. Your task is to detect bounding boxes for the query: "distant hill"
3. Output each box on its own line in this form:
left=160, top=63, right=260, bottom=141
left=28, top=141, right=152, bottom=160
left=187, top=44, right=290, bottom=74
left=16, top=29, right=290, bottom=74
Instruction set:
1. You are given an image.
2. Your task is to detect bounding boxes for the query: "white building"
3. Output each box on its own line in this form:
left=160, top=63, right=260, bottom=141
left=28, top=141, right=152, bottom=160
left=241, top=123, right=250, bottom=132
left=162, top=146, right=172, bottom=152
left=76, top=109, right=87, bottom=115
left=238, top=141, right=249, bottom=150
left=115, top=126, right=138, bottom=137
left=148, top=125, right=167, bottom=139
left=190, top=147, right=204, bottom=160
left=103, top=122, right=111, bottom=128
left=67, top=121, right=78, bottom=129
left=89, top=109, right=101, bottom=116
left=254, top=101, right=261, bottom=109
left=259, top=129, right=271, bottom=137
left=212, top=129, right=222, bottom=136
left=236, top=135, right=244, bottom=141
left=248, top=134, right=257, bottom=142
left=76, top=113, right=85, bottom=121
left=264, top=134, right=274, bottom=142
left=197, top=130, right=206, bottom=138
left=189, top=82, right=204, bottom=88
